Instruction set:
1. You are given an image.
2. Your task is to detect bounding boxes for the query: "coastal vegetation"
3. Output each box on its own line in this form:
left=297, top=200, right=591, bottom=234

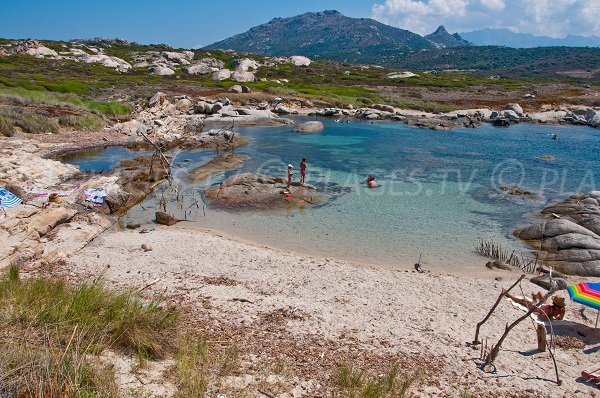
left=0, top=266, right=424, bottom=396
left=0, top=266, right=176, bottom=395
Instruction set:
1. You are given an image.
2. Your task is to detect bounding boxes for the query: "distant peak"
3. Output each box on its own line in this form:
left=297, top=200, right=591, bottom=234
left=320, top=10, right=342, bottom=16
left=433, top=25, right=448, bottom=34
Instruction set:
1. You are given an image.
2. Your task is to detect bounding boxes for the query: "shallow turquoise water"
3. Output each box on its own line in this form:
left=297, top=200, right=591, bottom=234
left=67, top=119, right=600, bottom=271
left=61, top=146, right=151, bottom=173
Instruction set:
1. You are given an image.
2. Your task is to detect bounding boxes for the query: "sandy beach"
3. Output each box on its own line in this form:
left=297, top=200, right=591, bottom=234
left=55, top=225, right=599, bottom=397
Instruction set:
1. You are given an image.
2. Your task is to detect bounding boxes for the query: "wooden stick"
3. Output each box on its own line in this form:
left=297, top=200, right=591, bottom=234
left=473, top=274, right=525, bottom=344
left=484, top=288, right=555, bottom=367
left=60, top=325, right=78, bottom=362
left=135, top=278, right=161, bottom=294
left=258, top=389, right=275, bottom=398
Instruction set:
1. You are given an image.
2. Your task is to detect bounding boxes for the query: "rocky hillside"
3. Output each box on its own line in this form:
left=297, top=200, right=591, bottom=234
left=204, top=10, right=441, bottom=64
left=426, top=26, right=472, bottom=48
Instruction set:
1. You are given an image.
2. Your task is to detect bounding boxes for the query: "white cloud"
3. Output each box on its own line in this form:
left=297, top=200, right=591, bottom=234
left=481, top=0, right=505, bottom=11
left=371, top=0, right=600, bottom=37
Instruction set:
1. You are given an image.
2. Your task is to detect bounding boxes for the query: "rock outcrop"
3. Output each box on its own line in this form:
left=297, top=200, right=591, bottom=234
left=514, top=192, right=600, bottom=276
left=505, top=103, right=524, bottom=116
left=290, top=55, right=311, bottom=66
left=149, top=65, right=175, bottom=76
left=293, top=121, right=324, bottom=133
left=204, top=173, right=319, bottom=210
left=188, top=153, right=248, bottom=181
left=82, top=54, right=132, bottom=72
left=212, top=69, right=232, bottom=81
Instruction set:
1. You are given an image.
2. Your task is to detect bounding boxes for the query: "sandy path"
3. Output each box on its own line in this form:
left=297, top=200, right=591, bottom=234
left=63, top=226, right=599, bottom=397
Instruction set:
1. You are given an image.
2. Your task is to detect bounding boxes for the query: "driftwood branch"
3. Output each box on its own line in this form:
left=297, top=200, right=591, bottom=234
left=135, top=278, right=161, bottom=294
left=139, top=130, right=172, bottom=181
left=484, top=288, right=556, bottom=367
left=473, top=274, right=525, bottom=345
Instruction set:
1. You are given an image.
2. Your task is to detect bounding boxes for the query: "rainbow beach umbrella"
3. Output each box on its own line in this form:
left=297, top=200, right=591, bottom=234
left=567, top=282, right=600, bottom=328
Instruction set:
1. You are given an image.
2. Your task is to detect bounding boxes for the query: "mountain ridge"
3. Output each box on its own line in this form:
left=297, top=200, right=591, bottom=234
left=204, top=10, right=469, bottom=64
left=460, top=28, right=600, bottom=48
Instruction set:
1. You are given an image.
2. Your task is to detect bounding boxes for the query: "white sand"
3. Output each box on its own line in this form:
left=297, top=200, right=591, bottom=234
left=64, top=226, right=599, bottom=397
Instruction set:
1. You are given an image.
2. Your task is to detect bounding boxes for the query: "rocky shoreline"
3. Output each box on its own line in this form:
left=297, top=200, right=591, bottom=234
left=515, top=191, right=600, bottom=276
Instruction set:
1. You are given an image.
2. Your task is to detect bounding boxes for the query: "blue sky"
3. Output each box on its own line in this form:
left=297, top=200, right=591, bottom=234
left=1, top=0, right=599, bottom=48
left=0, top=0, right=372, bottom=48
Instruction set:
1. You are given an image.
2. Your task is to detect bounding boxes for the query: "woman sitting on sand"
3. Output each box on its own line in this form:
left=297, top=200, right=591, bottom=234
left=503, top=289, right=566, bottom=321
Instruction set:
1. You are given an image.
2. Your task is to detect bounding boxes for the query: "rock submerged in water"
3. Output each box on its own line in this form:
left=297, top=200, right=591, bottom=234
left=204, top=173, right=320, bottom=211
left=188, top=153, right=248, bottom=181
left=499, top=186, right=532, bottom=196
left=293, top=121, right=324, bottom=133
left=155, top=211, right=178, bottom=226
left=514, top=191, right=600, bottom=276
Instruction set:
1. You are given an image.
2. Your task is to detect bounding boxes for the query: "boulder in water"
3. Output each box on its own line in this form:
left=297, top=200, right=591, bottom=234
left=293, top=121, right=324, bottom=133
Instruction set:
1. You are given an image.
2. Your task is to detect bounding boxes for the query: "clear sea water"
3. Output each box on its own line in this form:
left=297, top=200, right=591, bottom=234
left=64, top=118, right=600, bottom=272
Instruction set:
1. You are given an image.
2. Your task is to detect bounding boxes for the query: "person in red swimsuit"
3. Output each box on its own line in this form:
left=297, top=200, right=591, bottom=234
left=504, top=290, right=566, bottom=321
left=300, top=158, right=307, bottom=185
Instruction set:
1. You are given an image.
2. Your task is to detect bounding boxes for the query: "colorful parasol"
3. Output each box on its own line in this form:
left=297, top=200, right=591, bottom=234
left=0, top=187, right=22, bottom=208
left=567, top=281, right=600, bottom=328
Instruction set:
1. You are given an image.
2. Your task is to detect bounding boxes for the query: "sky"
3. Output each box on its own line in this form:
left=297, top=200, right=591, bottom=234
left=1, top=0, right=599, bottom=48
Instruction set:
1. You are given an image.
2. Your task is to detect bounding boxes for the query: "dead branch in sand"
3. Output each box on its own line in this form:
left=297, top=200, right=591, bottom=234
left=139, top=130, right=173, bottom=182
left=483, top=277, right=562, bottom=385
left=473, top=274, right=525, bottom=345
left=135, top=278, right=161, bottom=294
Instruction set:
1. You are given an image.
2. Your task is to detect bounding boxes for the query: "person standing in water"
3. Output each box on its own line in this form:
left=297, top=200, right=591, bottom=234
left=300, top=158, right=307, bottom=185
left=287, top=164, right=293, bottom=188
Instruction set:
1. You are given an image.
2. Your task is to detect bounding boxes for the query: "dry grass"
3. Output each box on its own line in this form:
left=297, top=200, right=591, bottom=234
left=0, top=265, right=178, bottom=396
left=332, top=364, right=421, bottom=398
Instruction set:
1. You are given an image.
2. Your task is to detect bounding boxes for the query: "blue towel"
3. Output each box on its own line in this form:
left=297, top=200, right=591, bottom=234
left=0, top=187, right=22, bottom=208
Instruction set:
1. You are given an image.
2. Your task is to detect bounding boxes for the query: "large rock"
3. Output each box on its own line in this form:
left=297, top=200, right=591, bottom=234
left=515, top=219, right=597, bottom=241
left=82, top=54, right=132, bottom=72
left=502, top=110, right=520, bottom=120
left=182, top=64, right=217, bottom=75
left=149, top=65, right=175, bottom=76
left=228, top=85, right=244, bottom=93
left=148, top=92, right=166, bottom=108
left=585, top=108, right=600, bottom=128
left=10, top=40, right=59, bottom=58
left=514, top=192, right=600, bottom=276
left=204, top=173, right=319, bottom=210
left=161, top=51, right=191, bottom=64
left=386, top=71, right=419, bottom=79
left=293, top=121, right=324, bottom=133
left=232, top=58, right=260, bottom=72
left=290, top=55, right=311, bottom=66
left=155, top=212, right=178, bottom=226
left=212, top=69, right=232, bottom=81
left=175, top=98, right=192, bottom=113
left=235, top=109, right=277, bottom=118
left=231, top=71, right=255, bottom=82
left=372, top=104, right=395, bottom=113
left=505, top=103, right=524, bottom=116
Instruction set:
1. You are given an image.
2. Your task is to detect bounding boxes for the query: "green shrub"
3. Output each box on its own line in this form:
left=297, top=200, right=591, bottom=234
left=0, top=114, right=14, bottom=137
left=58, top=114, right=103, bottom=130
left=83, top=100, right=131, bottom=117
left=0, top=108, right=59, bottom=134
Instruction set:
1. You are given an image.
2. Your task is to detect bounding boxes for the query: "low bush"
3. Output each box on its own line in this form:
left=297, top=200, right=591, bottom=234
left=0, top=266, right=178, bottom=396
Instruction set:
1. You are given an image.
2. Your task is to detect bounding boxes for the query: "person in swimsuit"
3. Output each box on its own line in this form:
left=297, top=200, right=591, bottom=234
left=300, top=158, right=307, bottom=185
left=503, top=290, right=566, bottom=321
left=287, top=164, right=293, bottom=188
left=366, top=175, right=377, bottom=188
